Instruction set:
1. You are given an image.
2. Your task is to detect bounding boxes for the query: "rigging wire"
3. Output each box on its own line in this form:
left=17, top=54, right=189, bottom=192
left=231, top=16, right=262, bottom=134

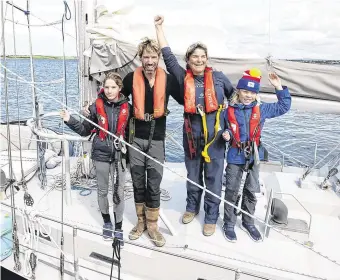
left=59, top=2, right=72, bottom=278
left=1, top=0, right=21, bottom=272
left=11, top=0, right=34, bottom=207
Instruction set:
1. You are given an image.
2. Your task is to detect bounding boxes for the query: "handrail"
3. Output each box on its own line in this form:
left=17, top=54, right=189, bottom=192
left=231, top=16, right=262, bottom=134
left=0, top=201, right=282, bottom=280
left=26, top=112, right=90, bottom=142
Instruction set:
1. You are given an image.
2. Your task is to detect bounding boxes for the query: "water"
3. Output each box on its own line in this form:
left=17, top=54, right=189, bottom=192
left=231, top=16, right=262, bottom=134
left=1, top=59, right=340, bottom=167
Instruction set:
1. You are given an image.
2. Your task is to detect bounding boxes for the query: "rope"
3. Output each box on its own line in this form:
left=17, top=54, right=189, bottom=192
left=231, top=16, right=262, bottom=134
left=61, top=0, right=71, bottom=106
left=112, top=155, right=121, bottom=205
left=10, top=3, right=34, bottom=206
left=0, top=73, right=64, bottom=84
left=5, top=18, right=62, bottom=26
left=17, top=211, right=84, bottom=279
left=24, top=0, right=47, bottom=190
left=73, top=0, right=83, bottom=158
left=21, top=210, right=39, bottom=278
left=0, top=132, right=20, bottom=150
left=31, top=11, right=74, bottom=38
left=1, top=63, right=340, bottom=269
left=48, top=156, right=171, bottom=202
left=110, top=238, right=122, bottom=280
left=59, top=2, right=72, bottom=276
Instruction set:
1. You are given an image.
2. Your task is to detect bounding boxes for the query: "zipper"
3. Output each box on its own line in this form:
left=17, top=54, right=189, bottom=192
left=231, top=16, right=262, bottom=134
left=243, top=109, right=249, bottom=140
left=110, top=105, right=115, bottom=162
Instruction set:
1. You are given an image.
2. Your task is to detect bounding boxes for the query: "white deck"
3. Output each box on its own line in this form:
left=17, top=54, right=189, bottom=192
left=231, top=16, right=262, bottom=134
left=1, top=156, right=340, bottom=280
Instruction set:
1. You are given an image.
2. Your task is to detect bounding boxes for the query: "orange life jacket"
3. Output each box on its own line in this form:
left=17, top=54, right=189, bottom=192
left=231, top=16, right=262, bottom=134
left=96, top=96, right=129, bottom=141
left=227, top=105, right=261, bottom=147
left=132, top=67, right=167, bottom=120
left=184, top=67, right=219, bottom=114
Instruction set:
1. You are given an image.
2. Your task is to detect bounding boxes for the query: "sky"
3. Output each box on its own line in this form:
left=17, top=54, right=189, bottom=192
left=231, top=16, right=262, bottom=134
left=1, top=0, right=340, bottom=60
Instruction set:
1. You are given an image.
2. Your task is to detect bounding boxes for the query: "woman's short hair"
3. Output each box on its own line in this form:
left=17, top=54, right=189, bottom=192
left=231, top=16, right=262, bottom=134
left=185, top=42, right=208, bottom=62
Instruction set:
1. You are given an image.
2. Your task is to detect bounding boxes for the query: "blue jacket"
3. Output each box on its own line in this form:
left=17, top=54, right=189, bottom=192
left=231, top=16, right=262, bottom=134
left=161, top=47, right=234, bottom=160
left=224, top=87, right=291, bottom=164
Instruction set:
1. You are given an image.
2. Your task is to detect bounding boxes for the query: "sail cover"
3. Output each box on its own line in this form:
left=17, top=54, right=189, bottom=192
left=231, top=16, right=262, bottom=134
left=84, top=0, right=340, bottom=107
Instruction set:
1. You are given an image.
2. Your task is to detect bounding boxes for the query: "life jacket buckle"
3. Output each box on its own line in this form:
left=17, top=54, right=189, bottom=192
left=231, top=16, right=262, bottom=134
left=244, top=145, right=251, bottom=159
left=113, top=138, right=121, bottom=150
left=144, top=113, right=154, bottom=122
left=196, top=105, right=204, bottom=116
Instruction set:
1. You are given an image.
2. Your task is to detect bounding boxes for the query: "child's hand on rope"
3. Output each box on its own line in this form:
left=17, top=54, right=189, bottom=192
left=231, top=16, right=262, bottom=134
left=82, top=101, right=91, bottom=117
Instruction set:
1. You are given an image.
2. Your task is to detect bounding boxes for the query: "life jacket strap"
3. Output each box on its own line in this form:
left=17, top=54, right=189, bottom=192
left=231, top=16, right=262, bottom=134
left=201, top=104, right=225, bottom=163
left=184, top=115, right=197, bottom=159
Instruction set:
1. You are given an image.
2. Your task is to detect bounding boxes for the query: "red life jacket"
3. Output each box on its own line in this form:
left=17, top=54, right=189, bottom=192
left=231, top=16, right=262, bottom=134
left=228, top=105, right=261, bottom=147
left=132, top=67, right=167, bottom=120
left=184, top=67, right=219, bottom=114
left=95, top=93, right=129, bottom=141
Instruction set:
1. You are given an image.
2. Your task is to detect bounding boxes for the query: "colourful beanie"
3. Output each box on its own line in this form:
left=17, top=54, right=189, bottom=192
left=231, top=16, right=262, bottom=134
left=236, top=68, right=262, bottom=93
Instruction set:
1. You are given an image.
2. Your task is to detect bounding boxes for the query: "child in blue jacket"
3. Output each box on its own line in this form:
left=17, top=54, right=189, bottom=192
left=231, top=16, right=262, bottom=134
left=222, top=69, right=291, bottom=242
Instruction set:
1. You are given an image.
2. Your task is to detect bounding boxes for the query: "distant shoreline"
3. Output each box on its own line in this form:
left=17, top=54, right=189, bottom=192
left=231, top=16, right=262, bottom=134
left=2, top=55, right=77, bottom=59
left=1, top=56, right=339, bottom=65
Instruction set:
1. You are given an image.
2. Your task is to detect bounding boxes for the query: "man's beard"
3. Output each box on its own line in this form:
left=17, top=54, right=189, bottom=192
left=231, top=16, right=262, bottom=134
left=143, top=63, right=156, bottom=74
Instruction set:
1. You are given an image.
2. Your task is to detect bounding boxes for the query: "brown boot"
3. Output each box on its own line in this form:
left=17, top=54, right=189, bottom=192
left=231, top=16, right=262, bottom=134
left=145, top=207, right=166, bottom=247
left=203, top=224, right=216, bottom=236
left=129, top=203, right=147, bottom=240
left=182, top=211, right=197, bottom=224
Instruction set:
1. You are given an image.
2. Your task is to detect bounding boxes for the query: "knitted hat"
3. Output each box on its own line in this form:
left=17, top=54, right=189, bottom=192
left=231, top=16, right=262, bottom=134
left=236, top=68, right=262, bottom=93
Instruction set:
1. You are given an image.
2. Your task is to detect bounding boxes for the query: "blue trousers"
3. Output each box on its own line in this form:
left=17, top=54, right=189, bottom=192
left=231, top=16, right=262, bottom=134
left=185, top=156, right=224, bottom=224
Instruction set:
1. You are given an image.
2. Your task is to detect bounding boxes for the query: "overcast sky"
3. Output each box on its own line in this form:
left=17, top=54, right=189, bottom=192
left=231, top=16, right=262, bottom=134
left=1, top=0, right=340, bottom=59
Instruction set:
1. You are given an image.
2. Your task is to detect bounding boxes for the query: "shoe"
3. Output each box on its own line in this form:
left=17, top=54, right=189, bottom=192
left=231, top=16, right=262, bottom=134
left=203, top=224, right=216, bottom=236
left=241, top=222, right=262, bottom=242
left=222, top=224, right=237, bottom=243
left=103, top=222, right=113, bottom=240
left=114, top=229, right=124, bottom=248
left=182, top=211, right=197, bottom=224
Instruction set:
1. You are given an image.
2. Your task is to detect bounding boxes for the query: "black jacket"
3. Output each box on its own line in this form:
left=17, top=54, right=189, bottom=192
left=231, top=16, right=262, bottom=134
left=122, top=71, right=183, bottom=141
left=66, top=92, right=132, bottom=162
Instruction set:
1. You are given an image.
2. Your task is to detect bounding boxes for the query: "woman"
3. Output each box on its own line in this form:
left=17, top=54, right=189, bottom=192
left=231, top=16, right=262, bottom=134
left=154, top=15, right=234, bottom=236
left=60, top=72, right=131, bottom=245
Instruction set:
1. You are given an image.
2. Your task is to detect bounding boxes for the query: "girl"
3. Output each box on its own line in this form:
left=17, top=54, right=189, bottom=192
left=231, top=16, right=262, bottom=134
left=60, top=72, right=131, bottom=245
left=222, top=69, right=291, bottom=242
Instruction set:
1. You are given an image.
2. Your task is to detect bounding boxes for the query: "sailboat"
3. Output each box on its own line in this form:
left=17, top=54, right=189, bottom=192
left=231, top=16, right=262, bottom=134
left=1, top=1, right=340, bottom=280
